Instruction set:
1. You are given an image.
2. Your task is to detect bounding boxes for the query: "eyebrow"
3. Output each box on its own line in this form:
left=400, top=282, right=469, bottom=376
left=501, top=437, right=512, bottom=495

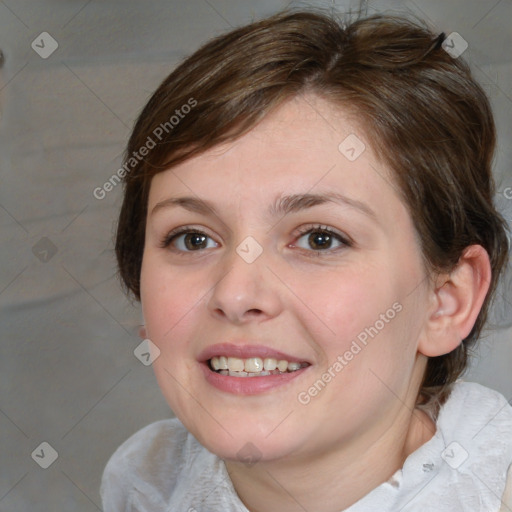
left=151, top=192, right=376, bottom=219
left=151, top=196, right=218, bottom=216
left=269, top=192, right=376, bottom=219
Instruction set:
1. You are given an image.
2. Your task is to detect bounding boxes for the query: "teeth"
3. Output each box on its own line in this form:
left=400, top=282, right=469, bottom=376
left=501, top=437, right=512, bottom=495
left=229, top=370, right=247, bottom=377
left=211, top=356, right=230, bottom=371
left=210, top=355, right=308, bottom=376
left=244, top=357, right=263, bottom=372
left=227, top=357, right=245, bottom=372
left=277, top=360, right=288, bottom=372
left=263, top=358, right=277, bottom=370
left=287, top=362, right=301, bottom=371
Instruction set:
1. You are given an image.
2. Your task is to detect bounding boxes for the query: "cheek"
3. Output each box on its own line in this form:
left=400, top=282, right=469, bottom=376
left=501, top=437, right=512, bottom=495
left=140, top=254, right=206, bottom=343
left=140, top=255, right=205, bottom=411
left=290, top=265, right=398, bottom=352
left=289, top=260, right=423, bottom=386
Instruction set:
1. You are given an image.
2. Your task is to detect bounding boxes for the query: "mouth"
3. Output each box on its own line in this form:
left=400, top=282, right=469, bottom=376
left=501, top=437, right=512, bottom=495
left=208, top=356, right=310, bottom=377
left=199, top=343, right=312, bottom=394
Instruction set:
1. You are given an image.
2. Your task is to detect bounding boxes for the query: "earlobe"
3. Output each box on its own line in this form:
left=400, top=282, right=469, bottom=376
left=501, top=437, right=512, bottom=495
left=418, top=245, right=492, bottom=358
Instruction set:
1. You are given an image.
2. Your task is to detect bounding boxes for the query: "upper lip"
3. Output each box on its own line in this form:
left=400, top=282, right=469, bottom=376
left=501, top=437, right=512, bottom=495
left=198, top=343, right=311, bottom=364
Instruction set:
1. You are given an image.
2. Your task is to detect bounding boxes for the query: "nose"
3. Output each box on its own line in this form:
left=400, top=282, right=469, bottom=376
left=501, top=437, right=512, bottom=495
left=207, top=247, right=283, bottom=325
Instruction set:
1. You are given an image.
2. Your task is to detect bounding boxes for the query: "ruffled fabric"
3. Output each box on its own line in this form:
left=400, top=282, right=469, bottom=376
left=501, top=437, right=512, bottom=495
left=101, top=381, right=512, bottom=511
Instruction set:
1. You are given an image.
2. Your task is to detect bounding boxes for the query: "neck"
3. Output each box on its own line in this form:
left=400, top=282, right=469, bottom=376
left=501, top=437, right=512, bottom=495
left=225, top=363, right=436, bottom=512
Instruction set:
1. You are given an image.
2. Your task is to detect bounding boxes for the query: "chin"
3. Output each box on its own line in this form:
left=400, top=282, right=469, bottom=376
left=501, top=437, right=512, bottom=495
left=185, top=410, right=305, bottom=463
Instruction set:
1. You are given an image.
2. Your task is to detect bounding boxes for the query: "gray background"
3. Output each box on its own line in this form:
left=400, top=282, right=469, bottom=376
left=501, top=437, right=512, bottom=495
left=0, top=0, right=510, bottom=510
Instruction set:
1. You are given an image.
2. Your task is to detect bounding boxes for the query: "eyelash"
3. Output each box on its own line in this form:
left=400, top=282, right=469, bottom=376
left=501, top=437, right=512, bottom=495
left=160, top=224, right=352, bottom=254
left=292, top=225, right=352, bottom=252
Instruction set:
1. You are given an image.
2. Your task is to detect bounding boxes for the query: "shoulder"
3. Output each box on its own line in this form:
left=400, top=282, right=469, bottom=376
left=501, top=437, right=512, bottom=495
left=437, top=381, right=512, bottom=469
left=434, top=381, right=512, bottom=511
left=101, top=418, right=244, bottom=511
left=100, top=418, right=201, bottom=511
left=438, top=380, right=512, bottom=439
left=393, top=382, right=512, bottom=512
left=105, top=417, right=190, bottom=467
left=446, top=380, right=511, bottom=409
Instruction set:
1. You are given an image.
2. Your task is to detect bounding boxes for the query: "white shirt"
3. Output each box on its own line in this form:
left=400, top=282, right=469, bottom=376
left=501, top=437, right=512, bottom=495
left=101, top=381, right=512, bottom=511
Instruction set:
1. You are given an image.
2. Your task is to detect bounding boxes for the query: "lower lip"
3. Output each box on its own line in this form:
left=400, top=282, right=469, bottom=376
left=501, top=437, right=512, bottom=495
left=200, top=363, right=310, bottom=395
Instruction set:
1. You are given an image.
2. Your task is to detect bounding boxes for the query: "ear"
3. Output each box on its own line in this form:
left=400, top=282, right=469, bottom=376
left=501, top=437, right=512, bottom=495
left=418, top=245, right=492, bottom=357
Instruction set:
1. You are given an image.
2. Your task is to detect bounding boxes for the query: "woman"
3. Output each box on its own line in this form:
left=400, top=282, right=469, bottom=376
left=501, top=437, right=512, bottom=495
left=102, top=9, right=512, bottom=511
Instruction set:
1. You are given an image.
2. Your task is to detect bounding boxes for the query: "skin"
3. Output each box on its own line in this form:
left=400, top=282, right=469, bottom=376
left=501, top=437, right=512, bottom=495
left=140, top=94, right=491, bottom=512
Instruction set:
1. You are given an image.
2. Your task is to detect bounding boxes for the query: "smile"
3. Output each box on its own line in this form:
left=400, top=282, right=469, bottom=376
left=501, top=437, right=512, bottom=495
left=199, top=343, right=312, bottom=394
left=209, top=356, right=310, bottom=377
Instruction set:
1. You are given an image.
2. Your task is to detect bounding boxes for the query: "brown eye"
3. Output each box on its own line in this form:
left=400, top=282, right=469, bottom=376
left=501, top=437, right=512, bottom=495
left=166, top=230, right=218, bottom=252
left=294, top=228, right=347, bottom=251
left=308, top=231, right=334, bottom=250
left=183, top=233, right=208, bottom=250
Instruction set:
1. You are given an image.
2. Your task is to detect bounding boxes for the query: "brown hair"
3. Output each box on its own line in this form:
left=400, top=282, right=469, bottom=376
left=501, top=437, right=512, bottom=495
left=115, top=9, right=509, bottom=404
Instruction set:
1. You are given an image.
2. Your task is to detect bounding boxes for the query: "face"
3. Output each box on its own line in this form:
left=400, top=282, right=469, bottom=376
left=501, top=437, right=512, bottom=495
left=140, top=95, right=431, bottom=464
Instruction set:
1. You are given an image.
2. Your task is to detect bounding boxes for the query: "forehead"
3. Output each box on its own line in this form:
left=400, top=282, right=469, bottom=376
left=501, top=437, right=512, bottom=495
left=201, top=94, right=364, bottom=164
left=148, top=94, right=401, bottom=215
